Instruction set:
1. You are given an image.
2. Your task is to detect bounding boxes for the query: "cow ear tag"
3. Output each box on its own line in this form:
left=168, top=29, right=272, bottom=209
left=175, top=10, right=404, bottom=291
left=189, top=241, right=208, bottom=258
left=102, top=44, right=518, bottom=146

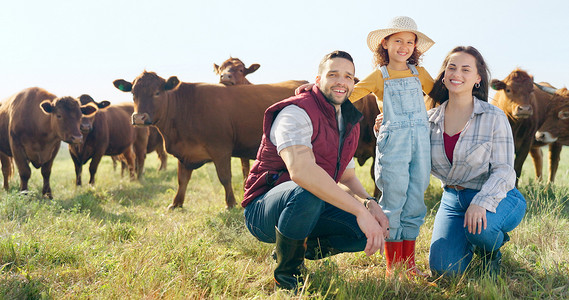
left=118, top=84, right=127, bottom=92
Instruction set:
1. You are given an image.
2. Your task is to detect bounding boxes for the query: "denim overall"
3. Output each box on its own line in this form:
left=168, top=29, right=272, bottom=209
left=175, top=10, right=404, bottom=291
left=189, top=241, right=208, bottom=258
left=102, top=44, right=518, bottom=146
left=375, top=64, right=431, bottom=241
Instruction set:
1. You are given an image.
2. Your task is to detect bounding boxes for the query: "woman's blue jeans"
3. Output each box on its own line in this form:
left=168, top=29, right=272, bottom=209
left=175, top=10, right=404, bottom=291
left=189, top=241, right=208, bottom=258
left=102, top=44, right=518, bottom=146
left=429, top=187, right=526, bottom=275
left=244, top=181, right=367, bottom=253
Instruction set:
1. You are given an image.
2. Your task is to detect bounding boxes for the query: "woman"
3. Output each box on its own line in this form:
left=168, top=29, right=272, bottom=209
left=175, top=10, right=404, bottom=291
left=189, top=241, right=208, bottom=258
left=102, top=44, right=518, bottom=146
left=426, top=46, right=526, bottom=276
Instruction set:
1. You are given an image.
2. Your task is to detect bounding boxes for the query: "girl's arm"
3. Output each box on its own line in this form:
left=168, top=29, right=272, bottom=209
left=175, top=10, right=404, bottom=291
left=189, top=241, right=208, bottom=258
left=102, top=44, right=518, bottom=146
left=349, top=69, right=383, bottom=103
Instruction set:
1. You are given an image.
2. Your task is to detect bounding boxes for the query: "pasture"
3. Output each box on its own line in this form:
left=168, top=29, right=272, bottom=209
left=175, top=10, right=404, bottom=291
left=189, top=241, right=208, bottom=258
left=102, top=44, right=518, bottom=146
left=1, top=145, right=568, bottom=299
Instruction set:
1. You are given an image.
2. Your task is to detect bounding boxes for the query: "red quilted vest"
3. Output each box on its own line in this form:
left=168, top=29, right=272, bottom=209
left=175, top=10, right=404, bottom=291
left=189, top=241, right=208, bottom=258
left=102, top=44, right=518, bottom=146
left=241, top=85, right=362, bottom=207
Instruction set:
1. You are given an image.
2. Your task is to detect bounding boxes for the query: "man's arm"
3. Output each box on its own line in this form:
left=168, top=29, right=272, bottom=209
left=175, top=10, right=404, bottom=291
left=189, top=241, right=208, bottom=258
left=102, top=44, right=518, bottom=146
left=280, top=144, right=386, bottom=255
left=339, top=167, right=389, bottom=238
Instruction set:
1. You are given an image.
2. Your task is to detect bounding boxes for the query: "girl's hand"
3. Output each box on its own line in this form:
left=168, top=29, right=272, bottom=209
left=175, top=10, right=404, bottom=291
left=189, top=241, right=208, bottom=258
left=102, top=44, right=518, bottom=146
left=294, top=83, right=314, bottom=95
left=464, top=204, right=487, bottom=234
left=373, top=114, right=383, bottom=134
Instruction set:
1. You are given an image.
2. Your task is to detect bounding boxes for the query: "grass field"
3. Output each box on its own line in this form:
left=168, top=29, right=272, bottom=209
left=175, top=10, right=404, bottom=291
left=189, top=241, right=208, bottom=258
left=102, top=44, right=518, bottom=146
left=1, top=144, right=568, bottom=299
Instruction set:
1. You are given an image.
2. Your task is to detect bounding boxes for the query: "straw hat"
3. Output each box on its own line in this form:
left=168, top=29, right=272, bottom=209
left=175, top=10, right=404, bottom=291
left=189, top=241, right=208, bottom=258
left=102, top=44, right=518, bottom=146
left=367, top=16, right=434, bottom=54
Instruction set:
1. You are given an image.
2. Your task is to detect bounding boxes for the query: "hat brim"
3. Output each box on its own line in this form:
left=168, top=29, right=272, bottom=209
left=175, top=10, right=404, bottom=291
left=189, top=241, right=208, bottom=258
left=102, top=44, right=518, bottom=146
left=367, top=28, right=434, bottom=54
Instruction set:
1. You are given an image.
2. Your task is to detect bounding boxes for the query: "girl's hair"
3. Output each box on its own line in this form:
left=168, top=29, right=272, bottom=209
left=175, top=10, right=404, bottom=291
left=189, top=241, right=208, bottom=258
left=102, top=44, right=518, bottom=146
left=428, top=46, right=490, bottom=104
left=372, top=34, right=422, bottom=67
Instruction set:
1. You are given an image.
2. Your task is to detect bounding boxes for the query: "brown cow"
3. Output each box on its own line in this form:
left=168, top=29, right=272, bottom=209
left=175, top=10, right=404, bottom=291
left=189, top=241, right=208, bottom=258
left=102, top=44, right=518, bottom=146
left=213, top=57, right=260, bottom=86
left=112, top=127, right=166, bottom=173
left=533, top=84, right=569, bottom=182
left=0, top=103, right=13, bottom=190
left=68, top=95, right=146, bottom=185
left=491, top=69, right=553, bottom=182
left=214, top=57, right=262, bottom=182
left=113, top=71, right=306, bottom=209
left=146, top=127, right=167, bottom=170
left=0, top=87, right=97, bottom=197
left=0, top=152, right=12, bottom=190
left=352, top=93, right=381, bottom=197
left=77, top=95, right=149, bottom=181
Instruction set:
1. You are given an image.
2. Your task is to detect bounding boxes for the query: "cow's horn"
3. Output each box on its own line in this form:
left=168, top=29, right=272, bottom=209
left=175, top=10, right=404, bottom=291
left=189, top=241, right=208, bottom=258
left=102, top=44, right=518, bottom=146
left=534, top=82, right=557, bottom=95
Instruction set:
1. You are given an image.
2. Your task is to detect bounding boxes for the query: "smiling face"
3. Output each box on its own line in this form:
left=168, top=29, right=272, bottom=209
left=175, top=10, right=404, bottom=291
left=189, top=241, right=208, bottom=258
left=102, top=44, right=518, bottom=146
left=443, top=52, right=481, bottom=97
left=382, top=31, right=417, bottom=70
left=315, top=57, right=355, bottom=108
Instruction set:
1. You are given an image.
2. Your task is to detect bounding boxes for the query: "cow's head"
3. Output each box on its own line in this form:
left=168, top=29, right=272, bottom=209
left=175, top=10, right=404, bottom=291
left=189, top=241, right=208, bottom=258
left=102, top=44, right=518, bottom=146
left=213, top=57, right=260, bottom=86
left=76, top=94, right=111, bottom=133
left=40, top=96, right=98, bottom=144
left=113, top=71, right=180, bottom=126
left=535, top=87, right=569, bottom=144
left=491, top=69, right=535, bottom=119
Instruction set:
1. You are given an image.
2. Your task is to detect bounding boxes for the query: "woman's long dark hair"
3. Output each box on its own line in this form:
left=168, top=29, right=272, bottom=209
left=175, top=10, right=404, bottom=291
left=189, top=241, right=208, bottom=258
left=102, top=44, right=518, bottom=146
left=428, top=46, right=490, bottom=105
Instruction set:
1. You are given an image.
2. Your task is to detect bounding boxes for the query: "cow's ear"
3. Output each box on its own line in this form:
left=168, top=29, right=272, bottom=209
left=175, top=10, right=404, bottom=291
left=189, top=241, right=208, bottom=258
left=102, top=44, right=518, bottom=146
left=81, top=103, right=98, bottom=117
left=97, top=100, right=111, bottom=109
left=113, top=79, right=132, bottom=92
left=213, top=63, right=221, bottom=75
left=40, top=100, right=54, bottom=114
left=79, top=94, right=95, bottom=105
left=164, top=76, right=180, bottom=91
left=491, top=79, right=506, bottom=91
left=245, top=64, right=260, bottom=75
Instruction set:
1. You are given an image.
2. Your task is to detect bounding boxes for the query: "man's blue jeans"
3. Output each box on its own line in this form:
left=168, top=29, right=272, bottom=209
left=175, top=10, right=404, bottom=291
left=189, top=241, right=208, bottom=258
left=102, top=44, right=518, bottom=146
left=429, top=187, right=526, bottom=275
left=244, top=181, right=367, bottom=253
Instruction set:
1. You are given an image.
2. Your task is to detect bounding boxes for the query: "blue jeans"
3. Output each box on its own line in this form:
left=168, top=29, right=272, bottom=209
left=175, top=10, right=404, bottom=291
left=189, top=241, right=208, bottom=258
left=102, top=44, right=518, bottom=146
left=429, top=187, right=526, bottom=275
left=244, top=181, right=367, bottom=253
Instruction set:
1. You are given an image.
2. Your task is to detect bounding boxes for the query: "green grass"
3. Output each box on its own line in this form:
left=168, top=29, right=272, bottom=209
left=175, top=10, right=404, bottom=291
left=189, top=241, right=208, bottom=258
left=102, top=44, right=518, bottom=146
left=0, top=145, right=568, bottom=299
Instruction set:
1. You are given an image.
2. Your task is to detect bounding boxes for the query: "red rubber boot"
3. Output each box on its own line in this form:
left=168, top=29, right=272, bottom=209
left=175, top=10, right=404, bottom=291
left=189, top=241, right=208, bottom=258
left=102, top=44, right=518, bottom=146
left=402, top=239, right=427, bottom=277
left=384, top=241, right=403, bottom=277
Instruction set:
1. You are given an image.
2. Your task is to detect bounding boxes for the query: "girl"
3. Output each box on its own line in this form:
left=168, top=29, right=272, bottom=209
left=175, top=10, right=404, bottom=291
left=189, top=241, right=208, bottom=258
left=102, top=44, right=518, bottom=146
left=353, top=16, right=434, bottom=276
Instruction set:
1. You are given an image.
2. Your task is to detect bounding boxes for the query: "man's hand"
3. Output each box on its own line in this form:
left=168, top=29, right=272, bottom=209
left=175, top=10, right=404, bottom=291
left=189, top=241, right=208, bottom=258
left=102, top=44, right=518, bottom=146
left=367, top=200, right=389, bottom=239
left=356, top=210, right=386, bottom=256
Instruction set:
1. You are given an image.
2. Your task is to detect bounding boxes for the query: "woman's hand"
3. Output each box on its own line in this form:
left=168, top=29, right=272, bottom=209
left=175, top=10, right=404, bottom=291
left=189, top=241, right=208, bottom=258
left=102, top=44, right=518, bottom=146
left=373, top=113, right=383, bottom=134
left=294, top=83, right=314, bottom=95
left=464, top=203, right=487, bottom=234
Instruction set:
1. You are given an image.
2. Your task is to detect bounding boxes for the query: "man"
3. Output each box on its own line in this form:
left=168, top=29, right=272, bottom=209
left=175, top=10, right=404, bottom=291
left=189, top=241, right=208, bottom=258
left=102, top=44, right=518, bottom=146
left=242, top=50, right=389, bottom=291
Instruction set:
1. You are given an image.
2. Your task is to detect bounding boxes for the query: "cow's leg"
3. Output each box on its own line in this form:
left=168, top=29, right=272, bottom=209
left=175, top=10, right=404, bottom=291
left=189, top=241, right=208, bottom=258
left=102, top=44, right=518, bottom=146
left=529, top=145, right=543, bottom=181
left=513, top=146, right=531, bottom=185
left=133, top=127, right=148, bottom=180
left=170, top=160, right=193, bottom=210
left=213, top=155, right=237, bottom=208
left=156, top=137, right=168, bottom=171
left=122, top=147, right=136, bottom=181
left=0, top=153, right=12, bottom=190
left=370, top=157, right=382, bottom=198
left=40, top=158, right=55, bottom=199
left=548, top=142, right=562, bottom=183
left=70, top=153, right=83, bottom=186
left=111, top=156, right=118, bottom=171
left=240, top=158, right=250, bottom=184
left=11, top=143, right=31, bottom=192
left=121, top=159, right=128, bottom=177
left=87, top=153, right=104, bottom=185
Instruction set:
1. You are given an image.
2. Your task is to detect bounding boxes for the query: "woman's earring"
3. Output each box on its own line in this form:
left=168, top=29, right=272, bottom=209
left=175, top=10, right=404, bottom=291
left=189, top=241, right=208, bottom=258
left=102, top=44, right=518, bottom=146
left=475, top=82, right=480, bottom=88
left=442, top=78, right=445, bottom=84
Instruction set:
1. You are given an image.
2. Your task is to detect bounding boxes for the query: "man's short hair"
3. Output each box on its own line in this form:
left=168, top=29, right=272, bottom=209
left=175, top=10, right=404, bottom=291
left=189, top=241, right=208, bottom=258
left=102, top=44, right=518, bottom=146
left=318, top=50, right=354, bottom=75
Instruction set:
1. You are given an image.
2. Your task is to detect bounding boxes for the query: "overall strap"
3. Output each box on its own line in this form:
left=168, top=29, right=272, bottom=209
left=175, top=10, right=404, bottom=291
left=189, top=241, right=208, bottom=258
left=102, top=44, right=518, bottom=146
left=379, top=65, right=390, bottom=79
left=408, top=64, right=419, bottom=76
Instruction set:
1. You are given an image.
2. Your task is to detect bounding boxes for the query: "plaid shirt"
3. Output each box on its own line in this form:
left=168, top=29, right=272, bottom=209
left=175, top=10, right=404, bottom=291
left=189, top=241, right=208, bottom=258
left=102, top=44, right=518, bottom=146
left=428, top=97, right=516, bottom=212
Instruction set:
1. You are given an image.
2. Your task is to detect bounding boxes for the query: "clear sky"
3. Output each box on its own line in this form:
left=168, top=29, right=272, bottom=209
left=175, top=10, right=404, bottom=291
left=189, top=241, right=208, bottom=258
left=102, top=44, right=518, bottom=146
left=1, top=0, right=568, bottom=104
